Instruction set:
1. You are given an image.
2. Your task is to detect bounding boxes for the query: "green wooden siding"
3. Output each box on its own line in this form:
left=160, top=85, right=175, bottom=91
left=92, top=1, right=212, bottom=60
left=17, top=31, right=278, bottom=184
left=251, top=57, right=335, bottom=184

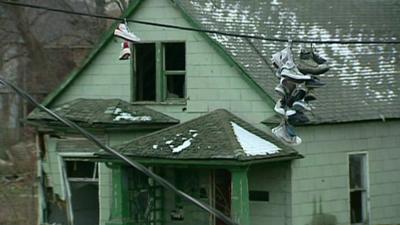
left=50, top=0, right=275, bottom=130
left=54, top=41, right=132, bottom=104
left=290, top=120, right=400, bottom=225
left=248, top=162, right=292, bottom=225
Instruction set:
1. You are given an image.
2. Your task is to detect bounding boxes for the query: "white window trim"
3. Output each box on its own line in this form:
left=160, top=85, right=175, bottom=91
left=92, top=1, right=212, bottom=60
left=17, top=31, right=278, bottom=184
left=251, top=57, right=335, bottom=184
left=347, top=152, right=371, bottom=225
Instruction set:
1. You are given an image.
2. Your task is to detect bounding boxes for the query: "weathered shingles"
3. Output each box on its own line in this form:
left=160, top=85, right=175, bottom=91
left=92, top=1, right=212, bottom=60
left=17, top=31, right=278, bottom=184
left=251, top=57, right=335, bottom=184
left=177, top=0, right=400, bottom=124
left=27, top=98, right=179, bottom=127
left=110, top=109, right=299, bottom=161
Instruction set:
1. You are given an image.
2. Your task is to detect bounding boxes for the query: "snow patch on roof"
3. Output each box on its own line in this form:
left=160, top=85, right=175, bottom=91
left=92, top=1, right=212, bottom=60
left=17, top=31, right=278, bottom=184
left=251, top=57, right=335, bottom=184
left=114, top=113, right=152, bottom=122
left=231, top=122, right=280, bottom=155
left=112, top=107, right=152, bottom=122
left=172, top=138, right=193, bottom=153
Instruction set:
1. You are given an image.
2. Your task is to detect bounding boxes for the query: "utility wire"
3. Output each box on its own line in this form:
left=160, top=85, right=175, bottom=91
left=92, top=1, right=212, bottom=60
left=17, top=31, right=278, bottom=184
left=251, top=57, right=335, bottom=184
left=1, top=0, right=400, bottom=45
left=0, top=77, right=239, bottom=225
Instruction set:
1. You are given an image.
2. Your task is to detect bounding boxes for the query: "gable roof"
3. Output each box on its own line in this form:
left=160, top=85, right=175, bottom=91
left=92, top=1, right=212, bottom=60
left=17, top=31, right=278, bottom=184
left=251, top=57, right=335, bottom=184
left=27, top=98, right=179, bottom=129
left=40, top=0, right=144, bottom=107
left=97, top=109, right=300, bottom=163
left=175, top=0, right=400, bottom=124
left=41, top=0, right=400, bottom=125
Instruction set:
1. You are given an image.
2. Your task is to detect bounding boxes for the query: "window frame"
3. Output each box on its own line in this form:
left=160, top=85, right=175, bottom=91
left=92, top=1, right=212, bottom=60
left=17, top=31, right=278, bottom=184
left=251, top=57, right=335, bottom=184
left=348, top=152, right=370, bottom=225
left=131, top=41, right=186, bottom=103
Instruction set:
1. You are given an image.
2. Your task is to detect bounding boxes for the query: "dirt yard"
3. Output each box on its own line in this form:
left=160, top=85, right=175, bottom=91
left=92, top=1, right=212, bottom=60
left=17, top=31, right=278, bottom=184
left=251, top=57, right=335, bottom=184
left=0, top=140, right=37, bottom=225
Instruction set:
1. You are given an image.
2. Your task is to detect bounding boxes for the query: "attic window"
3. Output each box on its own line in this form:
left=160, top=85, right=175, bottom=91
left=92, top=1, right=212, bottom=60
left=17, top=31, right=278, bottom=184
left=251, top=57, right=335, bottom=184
left=132, top=42, right=185, bottom=102
left=163, top=42, right=186, bottom=99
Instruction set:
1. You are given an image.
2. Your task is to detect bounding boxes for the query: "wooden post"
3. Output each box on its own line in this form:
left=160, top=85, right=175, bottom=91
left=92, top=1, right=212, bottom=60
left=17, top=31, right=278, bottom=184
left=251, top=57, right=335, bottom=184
left=106, top=163, right=132, bottom=225
left=230, top=167, right=250, bottom=225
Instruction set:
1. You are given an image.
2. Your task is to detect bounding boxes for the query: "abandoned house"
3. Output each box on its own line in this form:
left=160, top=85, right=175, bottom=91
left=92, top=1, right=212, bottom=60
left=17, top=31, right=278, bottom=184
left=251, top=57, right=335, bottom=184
left=26, top=0, right=400, bottom=225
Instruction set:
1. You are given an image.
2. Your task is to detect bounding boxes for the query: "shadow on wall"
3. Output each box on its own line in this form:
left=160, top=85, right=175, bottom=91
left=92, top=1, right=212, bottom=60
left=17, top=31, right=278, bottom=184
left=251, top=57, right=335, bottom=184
left=310, top=197, right=337, bottom=225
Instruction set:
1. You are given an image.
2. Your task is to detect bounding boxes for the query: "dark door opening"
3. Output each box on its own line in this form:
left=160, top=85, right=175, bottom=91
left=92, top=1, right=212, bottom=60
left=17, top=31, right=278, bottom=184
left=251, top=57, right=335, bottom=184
left=70, top=182, right=99, bottom=225
left=66, top=161, right=99, bottom=225
left=135, top=43, right=156, bottom=101
left=214, top=169, right=231, bottom=225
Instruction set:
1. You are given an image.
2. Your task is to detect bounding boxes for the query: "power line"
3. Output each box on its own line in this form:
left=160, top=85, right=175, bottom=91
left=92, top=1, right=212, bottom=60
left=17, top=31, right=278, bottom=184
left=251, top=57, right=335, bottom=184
left=0, top=0, right=400, bottom=45
left=0, top=76, right=239, bottom=225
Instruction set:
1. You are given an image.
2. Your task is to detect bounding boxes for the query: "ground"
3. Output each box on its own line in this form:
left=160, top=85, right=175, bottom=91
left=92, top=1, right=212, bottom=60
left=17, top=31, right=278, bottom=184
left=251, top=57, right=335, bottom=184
left=0, top=138, right=37, bottom=225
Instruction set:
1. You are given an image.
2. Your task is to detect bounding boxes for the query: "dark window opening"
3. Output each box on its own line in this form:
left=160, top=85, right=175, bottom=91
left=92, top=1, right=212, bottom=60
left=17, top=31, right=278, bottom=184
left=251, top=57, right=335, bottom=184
left=70, top=182, right=99, bottom=225
left=166, top=75, right=185, bottom=98
left=249, top=191, right=269, bottom=202
left=164, top=43, right=185, bottom=71
left=135, top=43, right=156, bottom=101
left=349, top=154, right=368, bottom=224
left=350, top=191, right=363, bottom=223
left=349, top=155, right=364, bottom=189
left=164, top=42, right=185, bottom=99
left=66, top=161, right=98, bottom=179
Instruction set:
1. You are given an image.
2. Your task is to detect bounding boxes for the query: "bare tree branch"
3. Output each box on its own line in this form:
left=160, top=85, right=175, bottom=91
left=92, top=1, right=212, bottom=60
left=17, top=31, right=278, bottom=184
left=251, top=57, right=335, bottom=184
left=105, top=0, right=126, bottom=14
left=29, top=9, right=48, bottom=26
left=3, top=52, right=28, bottom=63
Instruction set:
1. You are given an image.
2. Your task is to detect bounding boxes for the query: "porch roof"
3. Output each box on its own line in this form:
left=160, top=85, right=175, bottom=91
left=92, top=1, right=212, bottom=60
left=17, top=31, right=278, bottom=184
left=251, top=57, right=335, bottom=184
left=27, top=98, right=179, bottom=129
left=97, top=109, right=300, bottom=162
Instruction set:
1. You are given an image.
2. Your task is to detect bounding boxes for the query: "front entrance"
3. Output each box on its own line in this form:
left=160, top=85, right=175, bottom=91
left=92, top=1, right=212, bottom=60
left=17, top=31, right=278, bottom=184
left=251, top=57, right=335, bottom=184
left=212, top=169, right=231, bottom=225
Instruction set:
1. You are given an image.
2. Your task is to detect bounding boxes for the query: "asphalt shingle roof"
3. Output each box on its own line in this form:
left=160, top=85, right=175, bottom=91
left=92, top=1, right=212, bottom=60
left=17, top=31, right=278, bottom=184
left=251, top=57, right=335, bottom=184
left=27, top=98, right=179, bottom=128
left=100, top=109, right=300, bottom=162
left=176, top=0, right=400, bottom=124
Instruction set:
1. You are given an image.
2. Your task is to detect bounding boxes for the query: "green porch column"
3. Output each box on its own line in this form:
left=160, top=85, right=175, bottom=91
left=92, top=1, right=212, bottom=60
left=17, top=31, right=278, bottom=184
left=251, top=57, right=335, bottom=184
left=230, top=167, right=250, bottom=225
left=106, top=163, right=133, bottom=225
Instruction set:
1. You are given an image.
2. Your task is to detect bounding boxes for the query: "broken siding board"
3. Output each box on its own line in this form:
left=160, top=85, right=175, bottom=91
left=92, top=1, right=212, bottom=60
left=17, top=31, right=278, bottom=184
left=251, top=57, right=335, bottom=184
left=43, top=136, right=65, bottom=199
left=59, top=157, right=74, bottom=225
left=99, top=163, right=112, bottom=225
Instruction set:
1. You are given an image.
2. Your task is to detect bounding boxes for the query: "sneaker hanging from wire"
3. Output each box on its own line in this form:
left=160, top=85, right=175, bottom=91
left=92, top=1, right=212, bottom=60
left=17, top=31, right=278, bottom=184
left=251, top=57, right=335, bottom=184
left=280, top=60, right=312, bottom=81
left=296, top=44, right=330, bottom=75
left=274, top=98, right=296, bottom=116
left=272, top=120, right=302, bottom=145
left=114, top=22, right=140, bottom=43
left=119, top=41, right=131, bottom=60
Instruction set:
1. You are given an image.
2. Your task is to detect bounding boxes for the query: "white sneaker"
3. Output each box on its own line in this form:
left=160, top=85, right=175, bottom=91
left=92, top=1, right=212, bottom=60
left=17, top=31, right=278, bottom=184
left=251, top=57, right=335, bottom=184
left=118, top=41, right=131, bottom=60
left=272, top=123, right=302, bottom=146
left=274, top=99, right=296, bottom=116
left=280, top=61, right=312, bottom=81
left=292, top=100, right=312, bottom=112
left=114, top=23, right=140, bottom=42
left=271, top=46, right=293, bottom=69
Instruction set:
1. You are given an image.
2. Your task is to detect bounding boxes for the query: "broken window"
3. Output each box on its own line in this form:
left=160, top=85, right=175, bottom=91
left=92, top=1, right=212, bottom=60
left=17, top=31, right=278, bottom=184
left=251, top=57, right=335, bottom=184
left=132, top=42, right=185, bottom=102
left=134, top=43, right=156, bottom=101
left=64, top=160, right=99, bottom=225
left=66, top=161, right=98, bottom=181
left=163, top=42, right=186, bottom=99
left=349, top=154, right=369, bottom=224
